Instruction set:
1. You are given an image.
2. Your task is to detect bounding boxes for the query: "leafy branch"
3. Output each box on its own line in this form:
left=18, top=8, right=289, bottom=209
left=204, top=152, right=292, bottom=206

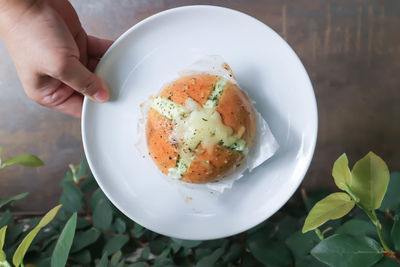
left=303, top=152, right=400, bottom=266
left=1, top=147, right=400, bottom=266
left=0, top=148, right=63, bottom=267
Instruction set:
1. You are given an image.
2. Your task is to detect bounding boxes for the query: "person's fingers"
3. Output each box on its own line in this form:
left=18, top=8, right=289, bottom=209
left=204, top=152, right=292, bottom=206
left=51, top=57, right=109, bottom=102
left=87, top=35, right=113, bottom=58
left=52, top=92, right=83, bottom=118
left=87, top=57, right=100, bottom=72
left=75, top=29, right=88, bottom=66
left=25, top=81, right=83, bottom=118
left=39, top=82, right=75, bottom=107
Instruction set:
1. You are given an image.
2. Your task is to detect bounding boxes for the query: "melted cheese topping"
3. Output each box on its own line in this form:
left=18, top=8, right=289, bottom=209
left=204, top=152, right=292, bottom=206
left=173, top=107, right=245, bottom=152
left=151, top=97, right=187, bottom=120
left=150, top=77, right=247, bottom=179
left=168, top=105, right=247, bottom=178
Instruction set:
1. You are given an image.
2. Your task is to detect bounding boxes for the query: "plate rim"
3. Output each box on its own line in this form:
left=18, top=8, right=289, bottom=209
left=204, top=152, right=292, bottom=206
left=82, top=5, right=318, bottom=240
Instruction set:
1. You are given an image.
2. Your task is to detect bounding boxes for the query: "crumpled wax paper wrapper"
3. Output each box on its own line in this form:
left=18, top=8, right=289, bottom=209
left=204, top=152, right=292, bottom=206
left=135, top=56, right=279, bottom=194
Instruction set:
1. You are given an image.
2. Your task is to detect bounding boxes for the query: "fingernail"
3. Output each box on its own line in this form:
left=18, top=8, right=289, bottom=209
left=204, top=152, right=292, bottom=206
left=92, top=78, right=110, bottom=102
left=93, top=88, right=109, bottom=102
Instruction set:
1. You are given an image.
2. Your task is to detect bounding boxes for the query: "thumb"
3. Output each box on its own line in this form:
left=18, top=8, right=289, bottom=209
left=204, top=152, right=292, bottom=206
left=53, top=57, right=109, bottom=102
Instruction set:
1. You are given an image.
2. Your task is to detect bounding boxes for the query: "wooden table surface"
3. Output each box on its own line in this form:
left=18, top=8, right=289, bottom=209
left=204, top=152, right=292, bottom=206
left=0, top=0, right=399, bottom=212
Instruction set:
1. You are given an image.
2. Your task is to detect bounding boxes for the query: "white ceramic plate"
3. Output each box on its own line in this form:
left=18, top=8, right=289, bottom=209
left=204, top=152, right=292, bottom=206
left=82, top=5, right=317, bottom=240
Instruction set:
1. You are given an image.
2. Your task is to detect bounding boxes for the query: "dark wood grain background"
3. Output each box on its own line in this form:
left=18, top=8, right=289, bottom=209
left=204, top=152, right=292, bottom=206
left=0, top=0, right=399, bottom=212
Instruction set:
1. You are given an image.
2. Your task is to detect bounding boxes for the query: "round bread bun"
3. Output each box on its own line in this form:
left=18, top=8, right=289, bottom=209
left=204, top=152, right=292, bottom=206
left=146, top=70, right=256, bottom=184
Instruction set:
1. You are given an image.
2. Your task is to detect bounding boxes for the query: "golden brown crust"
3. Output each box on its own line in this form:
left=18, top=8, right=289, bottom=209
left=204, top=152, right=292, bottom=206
left=158, top=74, right=218, bottom=106
left=145, top=73, right=256, bottom=183
left=216, top=83, right=256, bottom=148
left=146, top=108, right=178, bottom=174
left=181, top=144, right=243, bottom=183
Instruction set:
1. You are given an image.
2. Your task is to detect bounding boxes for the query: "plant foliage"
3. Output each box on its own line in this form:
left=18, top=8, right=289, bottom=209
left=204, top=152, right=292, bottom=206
left=0, top=148, right=399, bottom=266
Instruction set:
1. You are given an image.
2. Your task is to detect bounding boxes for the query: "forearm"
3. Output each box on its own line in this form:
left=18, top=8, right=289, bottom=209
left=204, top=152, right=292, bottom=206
left=0, top=0, right=41, bottom=37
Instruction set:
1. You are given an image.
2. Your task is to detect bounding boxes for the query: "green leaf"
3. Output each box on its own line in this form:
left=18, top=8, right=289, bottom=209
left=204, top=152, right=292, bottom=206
left=351, top=152, right=390, bottom=210
left=0, top=210, right=13, bottom=228
left=0, top=226, right=7, bottom=261
left=376, top=211, right=394, bottom=250
left=111, top=250, right=122, bottom=265
left=175, top=247, right=190, bottom=258
left=69, top=164, right=79, bottom=183
left=0, top=192, right=29, bottom=210
left=0, top=226, right=6, bottom=251
left=126, top=263, right=146, bottom=267
left=222, top=243, right=243, bottom=263
left=114, top=218, right=126, bottom=234
left=102, top=234, right=129, bottom=256
left=153, top=256, right=174, bottom=267
left=247, top=233, right=292, bottom=266
left=76, top=217, right=91, bottom=230
left=42, top=235, right=59, bottom=252
left=195, top=248, right=213, bottom=261
left=155, top=246, right=172, bottom=260
left=131, top=222, right=146, bottom=238
left=13, top=205, right=62, bottom=267
left=90, top=189, right=104, bottom=212
left=376, top=257, right=400, bottom=267
left=5, top=223, right=24, bottom=245
left=351, top=207, right=370, bottom=221
left=98, top=252, right=109, bottom=267
left=332, top=153, right=352, bottom=190
left=80, top=173, right=98, bottom=193
left=196, top=247, right=224, bottom=267
left=285, top=230, right=320, bottom=260
left=296, top=255, right=326, bottom=267
left=59, top=182, right=84, bottom=213
left=197, top=239, right=225, bottom=250
left=391, top=215, right=400, bottom=251
left=62, top=171, right=73, bottom=184
left=150, top=237, right=169, bottom=254
left=170, top=242, right=181, bottom=255
left=77, top=156, right=89, bottom=180
left=380, top=172, right=400, bottom=212
left=51, top=213, right=77, bottom=267
left=241, top=251, right=260, bottom=267
left=336, top=219, right=377, bottom=238
left=304, top=188, right=332, bottom=211
left=0, top=146, right=2, bottom=166
left=140, top=246, right=150, bottom=260
left=38, top=205, right=62, bottom=228
left=302, top=192, right=355, bottom=233
left=276, top=215, right=299, bottom=241
left=1, top=154, right=44, bottom=168
left=246, top=220, right=274, bottom=235
left=93, top=198, right=113, bottom=231
left=71, top=228, right=100, bottom=253
left=53, top=211, right=68, bottom=230
left=71, top=249, right=91, bottom=264
left=144, top=229, right=158, bottom=241
left=311, top=234, right=383, bottom=267
left=171, top=238, right=202, bottom=248
left=36, top=257, right=51, bottom=267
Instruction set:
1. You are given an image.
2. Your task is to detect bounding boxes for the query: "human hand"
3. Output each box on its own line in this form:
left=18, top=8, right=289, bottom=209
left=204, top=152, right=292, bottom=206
left=0, top=0, right=112, bottom=118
